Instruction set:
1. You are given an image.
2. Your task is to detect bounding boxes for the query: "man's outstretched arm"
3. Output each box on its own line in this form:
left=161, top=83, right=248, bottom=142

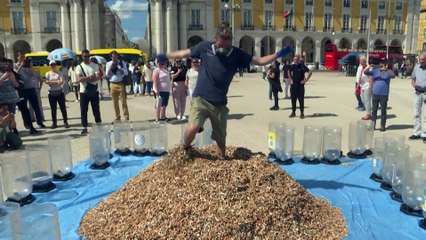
left=251, top=46, right=293, bottom=66
left=167, top=49, right=191, bottom=59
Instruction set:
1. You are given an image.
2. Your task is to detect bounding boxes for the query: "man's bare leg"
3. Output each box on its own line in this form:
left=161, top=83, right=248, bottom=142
left=216, top=140, right=226, bottom=159
left=183, top=125, right=200, bottom=148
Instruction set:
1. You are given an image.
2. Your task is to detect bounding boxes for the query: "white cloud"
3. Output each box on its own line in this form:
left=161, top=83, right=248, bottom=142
left=123, top=29, right=129, bottom=33
left=131, top=36, right=143, bottom=42
left=110, top=0, right=148, bottom=20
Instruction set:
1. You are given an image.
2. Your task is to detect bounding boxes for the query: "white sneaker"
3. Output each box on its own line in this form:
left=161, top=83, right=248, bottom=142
left=177, top=115, right=182, bottom=120
left=181, top=115, right=187, bottom=120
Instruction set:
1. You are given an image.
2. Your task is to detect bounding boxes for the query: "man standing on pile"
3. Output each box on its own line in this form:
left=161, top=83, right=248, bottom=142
left=166, top=22, right=292, bottom=158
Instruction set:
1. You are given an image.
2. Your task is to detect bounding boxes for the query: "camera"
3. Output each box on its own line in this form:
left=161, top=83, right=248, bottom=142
left=110, top=62, right=118, bottom=74
left=23, top=59, right=31, bottom=68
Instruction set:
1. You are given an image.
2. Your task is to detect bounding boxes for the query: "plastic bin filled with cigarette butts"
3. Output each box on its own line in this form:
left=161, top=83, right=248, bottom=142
left=0, top=152, right=35, bottom=206
left=48, top=135, right=75, bottom=181
left=113, top=120, right=132, bottom=156
left=26, top=145, right=56, bottom=193
left=274, top=124, right=294, bottom=165
left=302, top=125, right=323, bottom=164
left=150, top=121, right=168, bottom=156
left=322, top=126, right=342, bottom=165
left=132, top=121, right=152, bottom=156
left=12, top=203, right=60, bottom=240
left=400, top=151, right=426, bottom=217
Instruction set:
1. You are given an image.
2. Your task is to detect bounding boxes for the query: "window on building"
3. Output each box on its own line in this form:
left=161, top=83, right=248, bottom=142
left=243, top=9, right=252, bottom=27
left=324, top=13, right=332, bottom=30
left=378, top=1, right=386, bottom=10
left=361, top=0, right=368, bottom=8
left=423, top=28, right=426, bottom=37
left=342, top=14, right=350, bottom=30
left=305, top=12, right=313, bottom=27
left=221, top=0, right=230, bottom=2
left=12, top=11, right=24, bottom=31
left=264, top=10, right=273, bottom=27
left=343, top=0, right=350, bottom=8
left=191, top=9, right=201, bottom=26
left=243, top=0, right=251, bottom=3
left=360, top=15, right=368, bottom=31
left=46, top=11, right=57, bottom=29
left=378, top=16, right=386, bottom=30
left=285, top=13, right=293, bottom=28
left=265, top=0, right=273, bottom=4
left=325, top=0, right=332, bottom=7
left=395, top=2, right=402, bottom=11
left=285, top=0, right=293, bottom=4
left=10, top=0, right=22, bottom=3
left=306, top=0, right=313, bottom=5
left=220, top=9, right=230, bottom=24
left=394, top=16, right=401, bottom=31
left=423, top=42, right=426, bottom=51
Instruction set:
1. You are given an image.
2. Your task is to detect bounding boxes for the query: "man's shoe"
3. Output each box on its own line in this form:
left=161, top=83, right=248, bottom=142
left=300, top=113, right=305, bottom=119
left=380, top=127, right=386, bottom=132
left=81, top=128, right=88, bottom=135
left=64, top=122, right=70, bottom=128
left=50, top=124, right=57, bottom=129
left=409, top=135, right=421, bottom=140
left=29, top=129, right=41, bottom=135
left=181, top=115, right=187, bottom=120
left=38, top=123, right=47, bottom=129
left=289, top=113, right=296, bottom=118
left=269, top=106, right=279, bottom=111
left=423, top=137, right=426, bottom=143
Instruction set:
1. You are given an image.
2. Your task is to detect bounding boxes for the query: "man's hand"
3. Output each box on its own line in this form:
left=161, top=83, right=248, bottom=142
left=276, top=46, right=293, bottom=58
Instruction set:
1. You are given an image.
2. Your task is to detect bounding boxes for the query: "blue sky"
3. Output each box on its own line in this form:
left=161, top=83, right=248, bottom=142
left=107, top=0, right=148, bottom=42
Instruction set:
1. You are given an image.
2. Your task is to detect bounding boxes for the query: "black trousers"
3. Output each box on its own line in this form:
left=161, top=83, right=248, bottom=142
left=48, top=92, right=68, bottom=125
left=290, top=84, right=305, bottom=114
left=272, top=90, right=279, bottom=107
left=21, top=88, right=43, bottom=125
left=371, top=94, right=388, bottom=128
left=80, top=92, right=102, bottom=128
left=16, top=99, right=35, bottom=130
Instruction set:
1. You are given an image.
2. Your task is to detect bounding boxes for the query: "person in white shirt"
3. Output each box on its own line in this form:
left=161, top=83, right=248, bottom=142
left=185, top=58, right=200, bottom=101
left=105, top=50, right=129, bottom=120
left=76, top=49, right=102, bottom=135
left=142, top=61, right=154, bottom=96
left=355, top=55, right=371, bottom=120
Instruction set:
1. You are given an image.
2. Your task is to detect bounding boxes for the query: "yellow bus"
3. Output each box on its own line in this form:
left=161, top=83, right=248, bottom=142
left=25, top=51, right=82, bottom=77
left=90, top=48, right=144, bottom=64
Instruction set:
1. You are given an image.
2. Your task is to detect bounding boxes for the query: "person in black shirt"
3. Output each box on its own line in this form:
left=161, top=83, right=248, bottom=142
left=282, top=59, right=291, bottom=99
left=268, top=61, right=282, bottom=110
left=170, top=59, right=188, bottom=119
left=287, top=54, right=312, bottom=119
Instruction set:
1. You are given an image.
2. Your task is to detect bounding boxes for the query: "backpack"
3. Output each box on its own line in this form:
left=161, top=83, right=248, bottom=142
left=119, top=60, right=132, bottom=86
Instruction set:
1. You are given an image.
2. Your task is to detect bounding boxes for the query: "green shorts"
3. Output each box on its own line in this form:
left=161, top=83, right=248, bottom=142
left=189, top=97, right=229, bottom=144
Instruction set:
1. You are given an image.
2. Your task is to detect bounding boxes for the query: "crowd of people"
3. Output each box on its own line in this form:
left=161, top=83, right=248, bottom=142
left=0, top=48, right=205, bottom=153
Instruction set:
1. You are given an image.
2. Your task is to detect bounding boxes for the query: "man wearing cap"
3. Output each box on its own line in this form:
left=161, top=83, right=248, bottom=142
left=364, top=58, right=396, bottom=132
left=167, top=22, right=293, bottom=158
left=105, top=50, right=129, bottom=120
left=409, top=52, right=426, bottom=142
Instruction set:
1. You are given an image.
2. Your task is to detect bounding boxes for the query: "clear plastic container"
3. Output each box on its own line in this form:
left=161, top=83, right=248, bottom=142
left=391, top=144, right=410, bottom=195
left=194, top=119, right=213, bottom=147
left=48, top=135, right=73, bottom=180
left=12, top=203, right=60, bottom=240
left=401, top=151, right=426, bottom=211
left=348, top=120, right=368, bottom=155
left=26, top=145, right=55, bottom=192
left=371, top=137, right=384, bottom=177
left=275, top=125, right=295, bottom=161
left=132, top=121, right=151, bottom=155
left=268, top=121, right=284, bottom=154
left=365, top=121, right=375, bottom=151
left=322, top=126, right=342, bottom=161
left=89, top=129, right=110, bottom=168
left=0, top=152, right=33, bottom=204
left=303, top=125, right=323, bottom=161
left=150, top=121, right=168, bottom=155
left=381, top=139, right=399, bottom=186
left=113, top=120, right=132, bottom=154
left=92, top=123, right=112, bottom=155
left=0, top=202, right=20, bottom=239
left=0, top=172, right=3, bottom=203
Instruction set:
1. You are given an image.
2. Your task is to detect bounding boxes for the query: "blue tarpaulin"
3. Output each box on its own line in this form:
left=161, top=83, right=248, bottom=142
left=32, top=155, right=426, bottom=239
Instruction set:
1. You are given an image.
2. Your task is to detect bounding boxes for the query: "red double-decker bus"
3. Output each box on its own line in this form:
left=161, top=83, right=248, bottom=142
left=324, top=44, right=403, bottom=70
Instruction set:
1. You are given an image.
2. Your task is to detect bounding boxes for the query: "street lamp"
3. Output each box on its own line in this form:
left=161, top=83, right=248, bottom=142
left=224, top=0, right=241, bottom=46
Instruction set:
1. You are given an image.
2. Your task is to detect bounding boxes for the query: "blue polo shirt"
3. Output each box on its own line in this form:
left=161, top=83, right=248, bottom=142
left=190, top=41, right=252, bottom=104
left=365, top=68, right=393, bottom=96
